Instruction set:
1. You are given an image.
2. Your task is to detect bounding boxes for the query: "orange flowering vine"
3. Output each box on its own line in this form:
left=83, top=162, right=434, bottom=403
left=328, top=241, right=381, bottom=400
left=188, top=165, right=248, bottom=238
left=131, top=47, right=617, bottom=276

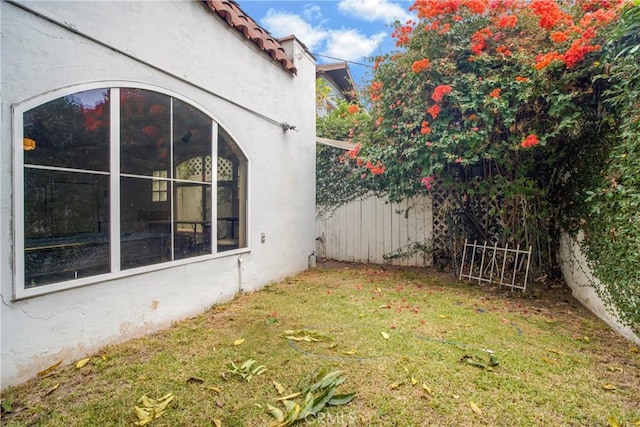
left=534, top=51, right=564, bottom=70
left=550, top=31, right=569, bottom=43
left=432, top=84, right=453, bottom=102
left=427, top=104, right=441, bottom=119
left=370, top=81, right=384, bottom=102
left=347, top=142, right=361, bottom=159
left=366, top=160, right=386, bottom=175
left=470, top=27, right=493, bottom=55
left=489, top=88, right=501, bottom=98
left=496, top=14, right=518, bottom=28
left=411, top=58, right=431, bottom=73
left=521, top=134, right=540, bottom=148
left=348, top=105, right=360, bottom=114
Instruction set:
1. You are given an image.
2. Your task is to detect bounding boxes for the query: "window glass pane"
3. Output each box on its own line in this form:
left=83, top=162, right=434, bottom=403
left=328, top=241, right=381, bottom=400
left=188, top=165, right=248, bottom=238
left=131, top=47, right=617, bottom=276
left=121, top=176, right=171, bottom=269
left=24, top=168, right=110, bottom=287
left=217, top=129, right=247, bottom=252
left=173, top=99, right=213, bottom=182
left=23, top=89, right=110, bottom=171
left=120, top=89, right=171, bottom=176
left=175, top=183, right=212, bottom=259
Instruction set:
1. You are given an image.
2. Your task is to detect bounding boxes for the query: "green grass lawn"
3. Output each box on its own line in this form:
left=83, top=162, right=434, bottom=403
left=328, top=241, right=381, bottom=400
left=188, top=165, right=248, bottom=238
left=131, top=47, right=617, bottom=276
left=2, top=263, right=639, bottom=426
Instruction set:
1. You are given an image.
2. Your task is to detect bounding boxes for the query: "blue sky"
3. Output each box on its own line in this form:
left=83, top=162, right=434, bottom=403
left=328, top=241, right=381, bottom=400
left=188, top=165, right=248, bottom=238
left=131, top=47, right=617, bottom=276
left=236, top=0, right=417, bottom=90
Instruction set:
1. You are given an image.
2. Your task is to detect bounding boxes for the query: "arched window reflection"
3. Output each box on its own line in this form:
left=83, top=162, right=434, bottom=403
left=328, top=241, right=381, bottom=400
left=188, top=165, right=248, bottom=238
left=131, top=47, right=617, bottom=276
left=20, top=87, right=248, bottom=289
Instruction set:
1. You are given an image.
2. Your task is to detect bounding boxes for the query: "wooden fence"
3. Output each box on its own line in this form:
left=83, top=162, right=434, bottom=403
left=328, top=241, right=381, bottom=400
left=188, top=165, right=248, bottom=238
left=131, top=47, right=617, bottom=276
left=316, top=195, right=433, bottom=267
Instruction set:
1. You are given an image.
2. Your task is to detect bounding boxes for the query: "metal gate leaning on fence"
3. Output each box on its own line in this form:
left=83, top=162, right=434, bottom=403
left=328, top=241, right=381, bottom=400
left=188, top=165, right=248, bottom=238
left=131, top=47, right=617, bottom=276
left=459, top=240, right=532, bottom=291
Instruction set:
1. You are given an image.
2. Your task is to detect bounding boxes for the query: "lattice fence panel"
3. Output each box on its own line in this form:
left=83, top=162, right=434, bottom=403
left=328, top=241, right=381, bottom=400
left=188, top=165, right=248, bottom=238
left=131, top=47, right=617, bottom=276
left=431, top=176, right=453, bottom=254
left=218, top=158, right=233, bottom=181
left=431, top=177, right=504, bottom=270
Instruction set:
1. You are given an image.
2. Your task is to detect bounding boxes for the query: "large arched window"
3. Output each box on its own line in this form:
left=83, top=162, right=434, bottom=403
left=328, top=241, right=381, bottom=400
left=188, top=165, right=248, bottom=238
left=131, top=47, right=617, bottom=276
left=15, top=87, right=247, bottom=298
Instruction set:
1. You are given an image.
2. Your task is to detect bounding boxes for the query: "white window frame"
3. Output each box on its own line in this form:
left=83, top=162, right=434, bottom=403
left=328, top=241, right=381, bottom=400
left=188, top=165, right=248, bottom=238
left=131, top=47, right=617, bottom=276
left=13, top=82, right=250, bottom=300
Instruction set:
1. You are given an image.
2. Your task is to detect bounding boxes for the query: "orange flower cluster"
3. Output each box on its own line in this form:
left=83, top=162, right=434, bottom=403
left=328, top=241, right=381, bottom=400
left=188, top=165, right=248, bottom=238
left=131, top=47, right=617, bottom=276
left=471, top=27, right=493, bottom=55
left=564, top=40, right=601, bottom=67
left=496, top=45, right=512, bottom=56
left=521, top=134, right=539, bottom=148
left=534, top=51, right=564, bottom=70
left=411, top=58, right=431, bottom=73
left=366, top=160, right=386, bottom=175
left=347, top=142, right=361, bottom=159
left=370, top=81, right=384, bottom=102
left=463, top=0, right=487, bottom=14
left=420, top=121, right=432, bottom=134
left=550, top=31, right=569, bottom=43
left=427, top=104, right=441, bottom=119
left=496, top=14, right=518, bottom=28
left=348, top=105, right=360, bottom=114
left=410, top=0, right=460, bottom=19
left=373, top=56, right=384, bottom=71
left=392, top=23, right=414, bottom=46
left=410, top=0, right=487, bottom=20
left=515, top=76, right=529, bottom=82
left=432, top=84, right=453, bottom=102
left=529, top=0, right=571, bottom=30
left=489, top=88, right=501, bottom=98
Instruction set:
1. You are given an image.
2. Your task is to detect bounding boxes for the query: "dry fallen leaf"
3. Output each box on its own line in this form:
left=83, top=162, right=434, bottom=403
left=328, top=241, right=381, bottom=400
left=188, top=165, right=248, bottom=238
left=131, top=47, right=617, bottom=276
left=273, top=381, right=284, bottom=395
left=602, top=384, right=616, bottom=391
left=381, top=331, right=390, bottom=340
left=208, top=386, right=222, bottom=394
left=233, top=339, right=245, bottom=346
left=470, top=401, right=482, bottom=416
left=42, top=383, right=60, bottom=397
left=37, top=360, right=62, bottom=377
left=213, top=419, right=222, bottom=427
left=75, top=358, right=91, bottom=369
left=390, top=381, right=404, bottom=390
left=134, top=393, right=175, bottom=426
left=275, top=392, right=302, bottom=402
left=422, top=384, right=432, bottom=394
left=411, top=376, right=418, bottom=386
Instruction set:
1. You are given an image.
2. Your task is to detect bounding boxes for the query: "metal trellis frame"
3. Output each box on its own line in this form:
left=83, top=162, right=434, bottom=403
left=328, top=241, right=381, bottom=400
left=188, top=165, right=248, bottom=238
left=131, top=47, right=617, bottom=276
left=459, top=239, right=532, bottom=291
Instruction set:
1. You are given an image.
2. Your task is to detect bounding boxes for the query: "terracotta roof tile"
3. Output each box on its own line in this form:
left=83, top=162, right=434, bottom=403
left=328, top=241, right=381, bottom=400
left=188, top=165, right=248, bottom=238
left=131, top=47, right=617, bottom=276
left=202, top=0, right=297, bottom=75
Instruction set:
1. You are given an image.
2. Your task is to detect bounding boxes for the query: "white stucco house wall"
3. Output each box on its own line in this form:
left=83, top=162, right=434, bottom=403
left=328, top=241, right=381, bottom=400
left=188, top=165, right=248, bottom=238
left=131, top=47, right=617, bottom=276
left=0, top=0, right=316, bottom=389
left=559, top=232, right=640, bottom=345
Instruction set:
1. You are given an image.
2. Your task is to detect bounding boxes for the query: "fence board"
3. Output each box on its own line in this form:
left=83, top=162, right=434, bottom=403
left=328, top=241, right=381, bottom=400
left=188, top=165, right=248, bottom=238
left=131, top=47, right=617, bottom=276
left=317, top=194, right=433, bottom=267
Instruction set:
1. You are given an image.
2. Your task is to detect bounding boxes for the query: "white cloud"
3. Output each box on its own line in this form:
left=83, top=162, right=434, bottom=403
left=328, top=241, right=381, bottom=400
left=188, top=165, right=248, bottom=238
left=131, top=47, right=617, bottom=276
left=262, top=9, right=328, bottom=51
left=303, top=4, right=323, bottom=21
left=337, top=0, right=413, bottom=24
left=322, top=29, right=386, bottom=62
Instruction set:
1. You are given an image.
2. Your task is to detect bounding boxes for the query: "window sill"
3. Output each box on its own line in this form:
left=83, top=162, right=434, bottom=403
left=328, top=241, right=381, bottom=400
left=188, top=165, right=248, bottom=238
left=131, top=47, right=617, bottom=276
left=13, top=247, right=251, bottom=301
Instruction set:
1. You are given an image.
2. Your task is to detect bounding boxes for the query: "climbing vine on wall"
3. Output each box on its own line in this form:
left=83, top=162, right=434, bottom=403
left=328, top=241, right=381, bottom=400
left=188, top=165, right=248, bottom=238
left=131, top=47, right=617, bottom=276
left=560, top=3, right=640, bottom=332
left=316, top=100, right=379, bottom=218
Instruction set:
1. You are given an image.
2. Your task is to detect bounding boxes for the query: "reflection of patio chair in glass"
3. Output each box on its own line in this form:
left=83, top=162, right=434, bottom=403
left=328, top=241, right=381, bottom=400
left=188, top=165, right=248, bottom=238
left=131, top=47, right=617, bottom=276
left=175, top=232, right=195, bottom=257
left=217, top=218, right=239, bottom=251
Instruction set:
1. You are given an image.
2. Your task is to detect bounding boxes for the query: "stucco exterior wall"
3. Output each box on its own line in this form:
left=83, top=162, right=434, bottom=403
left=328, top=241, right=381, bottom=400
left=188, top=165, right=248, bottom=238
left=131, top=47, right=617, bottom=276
left=0, top=0, right=316, bottom=388
left=558, top=232, right=639, bottom=345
